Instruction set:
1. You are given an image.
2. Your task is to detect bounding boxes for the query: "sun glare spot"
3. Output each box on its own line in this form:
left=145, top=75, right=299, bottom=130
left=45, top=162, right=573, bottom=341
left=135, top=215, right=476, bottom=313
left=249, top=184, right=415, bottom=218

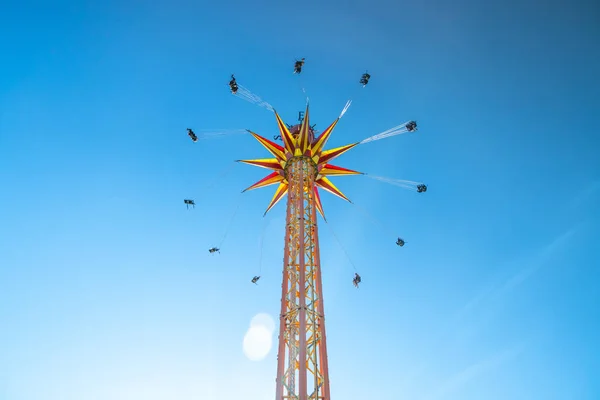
left=243, top=325, right=272, bottom=361
left=243, top=313, right=276, bottom=361
left=251, top=313, right=276, bottom=334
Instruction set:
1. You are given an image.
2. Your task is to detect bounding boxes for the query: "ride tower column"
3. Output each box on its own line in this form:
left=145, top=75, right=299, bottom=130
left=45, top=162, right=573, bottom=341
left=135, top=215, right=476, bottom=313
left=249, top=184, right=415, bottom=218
left=239, top=105, right=359, bottom=400
left=276, top=148, right=331, bottom=398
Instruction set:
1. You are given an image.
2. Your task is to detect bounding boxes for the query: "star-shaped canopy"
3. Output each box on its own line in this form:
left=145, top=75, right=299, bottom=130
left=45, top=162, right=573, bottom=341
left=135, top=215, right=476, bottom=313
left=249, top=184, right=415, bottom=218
left=238, top=105, right=361, bottom=218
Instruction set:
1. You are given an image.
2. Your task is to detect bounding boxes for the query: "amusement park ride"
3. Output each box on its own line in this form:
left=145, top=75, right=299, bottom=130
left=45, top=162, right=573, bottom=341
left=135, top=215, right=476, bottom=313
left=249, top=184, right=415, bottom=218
left=187, top=59, right=426, bottom=400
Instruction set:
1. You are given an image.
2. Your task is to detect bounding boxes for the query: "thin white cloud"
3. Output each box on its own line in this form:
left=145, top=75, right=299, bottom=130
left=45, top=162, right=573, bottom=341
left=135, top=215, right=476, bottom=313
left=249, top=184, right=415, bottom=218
left=500, top=226, right=578, bottom=292
left=569, top=180, right=600, bottom=209
left=401, top=226, right=579, bottom=394
left=456, top=224, right=580, bottom=318
left=423, top=344, right=525, bottom=400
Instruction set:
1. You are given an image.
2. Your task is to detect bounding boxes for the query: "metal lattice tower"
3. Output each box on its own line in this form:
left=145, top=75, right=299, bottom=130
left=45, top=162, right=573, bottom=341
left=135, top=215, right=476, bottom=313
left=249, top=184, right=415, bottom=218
left=276, top=155, right=330, bottom=400
left=238, top=106, right=363, bottom=400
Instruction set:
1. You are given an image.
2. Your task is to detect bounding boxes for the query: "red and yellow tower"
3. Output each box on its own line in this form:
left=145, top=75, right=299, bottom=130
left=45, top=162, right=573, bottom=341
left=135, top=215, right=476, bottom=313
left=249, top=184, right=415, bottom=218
left=239, top=105, right=360, bottom=400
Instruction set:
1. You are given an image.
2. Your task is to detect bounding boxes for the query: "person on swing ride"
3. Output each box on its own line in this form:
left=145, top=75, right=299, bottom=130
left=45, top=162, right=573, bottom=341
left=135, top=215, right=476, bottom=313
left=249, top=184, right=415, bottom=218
left=187, top=128, right=198, bottom=142
left=360, top=71, right=371, bottom=86
left=184, top=199, right=195, bottom=209
left=229, top=74, right=238, bottom=94
left=209, top=247, right=220, bottom=254
left=251, top=276, right=260, bottom=284
left=293, top=58, right=305, bottom=74
left=406, top=121, right=417, bottom=132
left=353, top=273, right=362, bottom=288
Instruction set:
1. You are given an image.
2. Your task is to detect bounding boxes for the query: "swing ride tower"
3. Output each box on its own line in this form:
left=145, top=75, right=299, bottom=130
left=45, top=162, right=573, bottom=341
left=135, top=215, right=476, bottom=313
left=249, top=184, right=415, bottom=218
left=238, top=105, right=361, bottom=400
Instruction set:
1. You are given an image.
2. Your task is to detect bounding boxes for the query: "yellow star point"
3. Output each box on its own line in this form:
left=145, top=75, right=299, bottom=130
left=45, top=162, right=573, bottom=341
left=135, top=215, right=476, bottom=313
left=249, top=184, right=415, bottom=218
left=241, top=105, right=360, bottom=218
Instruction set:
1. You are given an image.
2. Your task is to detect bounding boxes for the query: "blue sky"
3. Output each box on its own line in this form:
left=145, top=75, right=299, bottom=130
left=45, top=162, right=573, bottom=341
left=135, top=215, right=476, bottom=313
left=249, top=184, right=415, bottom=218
left=1, top=0, right=599, bottom=399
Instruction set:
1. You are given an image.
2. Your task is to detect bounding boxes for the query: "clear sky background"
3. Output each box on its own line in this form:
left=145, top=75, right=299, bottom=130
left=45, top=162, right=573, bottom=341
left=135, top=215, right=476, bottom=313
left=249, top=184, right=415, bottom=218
left=1, top=0, right=599, bottom=399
